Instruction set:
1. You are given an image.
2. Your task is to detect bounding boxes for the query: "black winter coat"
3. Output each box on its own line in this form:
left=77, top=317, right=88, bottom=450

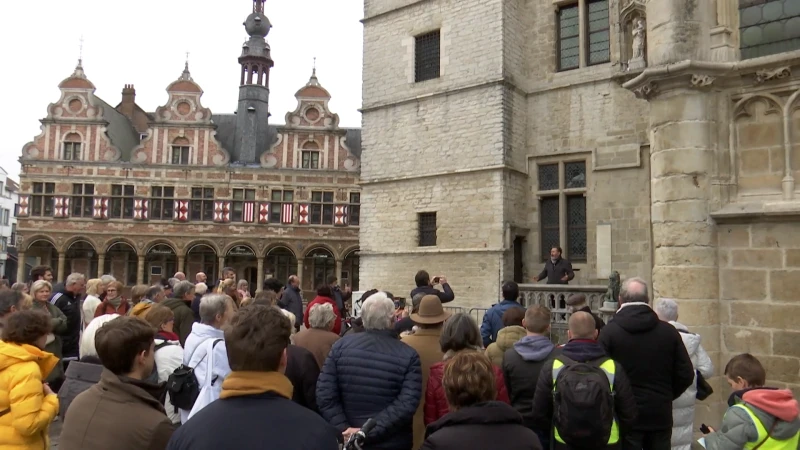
left=285, top=345, right=320, bottom=412
left=503, top=343, right=559, bottom=430
left=598, top=304, right=694, bottom=432
left=410, top=284, right=455, bottom=304
left=531, top=339, right=638, bottom=449
left=421, top=402, right=542, bottom=450
left=50, top=288, right=82, bottom=358
left=317, top=330, right=422, bottom=450
left=167, top=391, right=340, bottom=450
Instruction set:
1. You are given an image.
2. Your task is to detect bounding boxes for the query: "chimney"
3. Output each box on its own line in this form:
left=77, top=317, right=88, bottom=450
left=118, top=84, right=136, bottom=120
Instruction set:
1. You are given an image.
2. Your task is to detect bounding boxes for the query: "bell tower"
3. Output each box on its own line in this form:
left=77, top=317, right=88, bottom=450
left=233, top=0, right=274, bottom=163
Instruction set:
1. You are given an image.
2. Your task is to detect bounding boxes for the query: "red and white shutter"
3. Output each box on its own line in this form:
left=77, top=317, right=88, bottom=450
left=214, top=201, right=230, bottom=223
left=134, top=199, right=149, bottom=220
left=54, top=197, right=70, bottom=218
left=93, top=197, right=108, bottom=219
left=334, top=205, right=348, bottom=226
left=258, top=203, right=269, bottom=224
left=174, top=200, right=188, bottom=222
left=243, top=201, right=255, bottom=223
left=298, top=204, right=309, bottom=225
left=281, top=203, right=294, bottom=224
left=17, top=195, right=29, bottom=217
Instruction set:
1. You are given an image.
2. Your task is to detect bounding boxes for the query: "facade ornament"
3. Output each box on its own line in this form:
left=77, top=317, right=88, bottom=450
left=627, top=17, right=647, bottom=71
left=633, top=82, right=658, bottom=99
left=755, top=67, right=792, bottom=84
left=603, top=271, right=621, bottom=309
left=690, top=74, right=716, bottom=88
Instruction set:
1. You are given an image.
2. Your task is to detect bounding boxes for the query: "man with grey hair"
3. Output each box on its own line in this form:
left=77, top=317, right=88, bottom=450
left=294, top=302, right=341, bottom=369
left=180, top=294, right=236, bottom=423
left=51, top=272, right=87, bottom=359
left=163, top=280, right=197, bottom=345
left=317, top=292, right=422, bottom=448
left=145, top=285, right=166, bottom=303
left=655, top=299, right=714, bottom=450
left=599, top=278, right=694, bottom=450
left=174, top=272, right=186, bottom=281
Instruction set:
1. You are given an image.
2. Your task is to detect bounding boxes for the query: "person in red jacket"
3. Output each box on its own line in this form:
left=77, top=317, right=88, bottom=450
left=425, top=313, right=510, bottom=425
left=304, top=285, right=342, bottom=335
left=93, top=281, right=130, bottom=317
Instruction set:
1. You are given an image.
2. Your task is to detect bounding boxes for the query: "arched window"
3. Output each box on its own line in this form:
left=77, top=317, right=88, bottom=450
left=171, top=137, right=191, bottom=165
left=301, top=141, right=321, bottom=169
left=63, top=133, right=81, bottom=161
left=740, top=0, right=800, bottom=59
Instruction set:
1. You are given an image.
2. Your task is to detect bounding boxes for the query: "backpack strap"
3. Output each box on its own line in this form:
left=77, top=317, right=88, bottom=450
left=552, top=356, right=616, bottom=390
left=154, top=341, right=173, bottom=351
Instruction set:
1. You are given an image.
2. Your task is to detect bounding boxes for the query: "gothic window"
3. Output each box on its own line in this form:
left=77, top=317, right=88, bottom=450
left=537, top=161, right=587, bottom=262
left=71, top=183, right=94, bottom=218
left=415, top=30, right=441, bottom=82
left=301, top=141, right=321, bottom=169
left=740, top=0, right=800, bottom=59
left=418, top=212, right=437, bottom=247
left=63, top=133, right=82, bottom=161
left=171, top=138, right=191, bottom=165
left=110, top=184, right=135, bottom=219
left=557, top=0, right=610, bottom=71
left=151, top=186, right=175, bottom=220
left=310, top=191, right=334, bottom=225
left=190, top=187, right=215, bottom=222
left=31, top=182, right=55, bottom=217
left=349, top=192, right=361, bottom=226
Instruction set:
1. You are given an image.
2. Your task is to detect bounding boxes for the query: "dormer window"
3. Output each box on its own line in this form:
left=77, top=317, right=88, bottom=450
left=301, top=141, right=321, bottom=169
left=171, top=137, right=191, bottom=165
left=63, top=133, right=81, bottom=161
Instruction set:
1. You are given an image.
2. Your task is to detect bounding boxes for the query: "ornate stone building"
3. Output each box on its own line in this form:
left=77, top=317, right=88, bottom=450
left=361, top=0, right=800, bottom=418
left=16, top=0, right=361, bottom=297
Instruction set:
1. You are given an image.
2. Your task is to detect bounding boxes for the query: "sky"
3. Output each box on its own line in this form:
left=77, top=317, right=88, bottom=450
left=0, top=0, right=363, bottom=181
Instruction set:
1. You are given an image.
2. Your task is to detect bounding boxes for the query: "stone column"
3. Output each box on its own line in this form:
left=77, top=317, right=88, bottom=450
left=257, top=257, right=265, bottom=292
left=137, top=256, right=145, bottom=285
left=97, top=253, right=105, bottom=278
left=335, top=259, right=343, bottom=285
left=296, top=259, right=304, bottom=287
left=57, top=252, right=66, bottom=282
left=647, top=0, right=712, bottom=65
left=218, top=257, right=225, bottom=280
left=16, top=252, right=25, bottom=283
left=178, top=255, right=186, bottom=276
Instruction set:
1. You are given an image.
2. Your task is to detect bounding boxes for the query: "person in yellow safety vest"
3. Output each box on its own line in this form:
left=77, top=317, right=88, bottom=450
left=531, top=312, right=638, bottom=450
left=705, top=354, right=800, bottom=450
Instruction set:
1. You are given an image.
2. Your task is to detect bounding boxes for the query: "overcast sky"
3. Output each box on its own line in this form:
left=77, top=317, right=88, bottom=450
left=0, top=0, right=363, bottom=181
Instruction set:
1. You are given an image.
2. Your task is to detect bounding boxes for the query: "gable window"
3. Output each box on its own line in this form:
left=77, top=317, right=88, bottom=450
left=557, top=0, right=610, bottom=71
left=415, top=30, right=441, bottom=82
left=270, top=190, right=294, bottom=223
left=31, top=182, right=55, bottom=217
left=232, top=188, right=256, bottom=222
left=71, top=183, right=94, bottom=218
left=190, top=187, right=215, bottom=222
left=171, top=138, right=191, bottom=165
left=1, top=209, right=8, bottom=226
left=418, top=212, right=437, bottom=247
left=301, top=141, right=321, bottom=169
left=63, top=133, right=82, bottom=161
left=537, top=161, right=587, bottom=262
left=151, top=186, right=175, bottom=220
left=110, top=184, right=135, bottom=219
left=349, top=192, right=361, bottom=226
left=740, top=0, right=800, bottom=59
left=310, top=191, right=334, bottom=225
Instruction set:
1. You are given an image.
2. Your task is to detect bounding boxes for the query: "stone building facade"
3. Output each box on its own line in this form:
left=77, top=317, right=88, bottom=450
left=16, top=0, right=362, bottom=298
left=361, top=0, right=800, bottom=419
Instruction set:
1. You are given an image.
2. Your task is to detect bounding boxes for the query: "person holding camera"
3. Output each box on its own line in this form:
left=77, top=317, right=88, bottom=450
left=410, top=271, right=455, bottom=304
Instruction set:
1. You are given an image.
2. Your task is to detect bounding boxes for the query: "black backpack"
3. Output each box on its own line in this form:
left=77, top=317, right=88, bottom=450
left=552, top=356, right=616, bottom=449
left=166, top=339, right=222, bottom=411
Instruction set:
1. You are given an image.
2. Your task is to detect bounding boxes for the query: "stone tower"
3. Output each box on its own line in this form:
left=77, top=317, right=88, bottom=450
left=233, top=0, right=274, bottom=163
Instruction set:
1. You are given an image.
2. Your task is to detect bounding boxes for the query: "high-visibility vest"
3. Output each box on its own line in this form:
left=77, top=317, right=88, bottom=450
left=551, top=358, right=620, bottom=445
left=731, top=404, right=800, bottom=450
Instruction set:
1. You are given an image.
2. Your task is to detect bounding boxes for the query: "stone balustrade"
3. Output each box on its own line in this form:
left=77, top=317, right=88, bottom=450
left=519, top=284, right=613, bottom=344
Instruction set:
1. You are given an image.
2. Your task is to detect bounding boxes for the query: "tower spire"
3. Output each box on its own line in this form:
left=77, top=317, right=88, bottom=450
left=253, top=0, right=265, bottom=13
left=180, top=51, right=193, bottom=81
left=308, top=57, right=320, bottom=86
left=73, top=35, right=86, bottom=78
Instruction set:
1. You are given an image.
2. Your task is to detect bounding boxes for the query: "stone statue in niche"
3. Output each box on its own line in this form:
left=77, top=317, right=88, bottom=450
left=603, top=271, right=621, bottom=308
left=628, top=17, right=647, bottom=71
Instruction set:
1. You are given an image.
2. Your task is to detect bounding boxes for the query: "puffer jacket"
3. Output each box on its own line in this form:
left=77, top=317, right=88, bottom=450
left=670, top=321, right=714, bottom=450
left=57, top=357, right=103, bottom=422
left=0, top=341, right=59, bottom=450
left=153, top=336, right=184, bottom=424
left=480, top=300, right=525, bottom=347
left=425, top=350, right=510, bottom=426
left=706, top=388, right=800, bottom=450
left=486, top=326, right=526, bottom=366
left=31, top=300, right=67, bottom=385
left=179, top=322, right=231, bottom=424
left=317, top=329, right=422, bottom=450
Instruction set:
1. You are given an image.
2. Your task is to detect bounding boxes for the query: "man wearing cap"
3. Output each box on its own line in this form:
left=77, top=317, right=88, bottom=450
left=566, top=293, right=605, bottom=332
left=402, top=295, right=451, bottom=450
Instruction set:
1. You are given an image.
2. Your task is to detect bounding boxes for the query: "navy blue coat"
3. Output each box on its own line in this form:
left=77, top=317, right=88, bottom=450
left=480, top=300, right=525, bottom=347
left=317, top=330, right=422, bottom=450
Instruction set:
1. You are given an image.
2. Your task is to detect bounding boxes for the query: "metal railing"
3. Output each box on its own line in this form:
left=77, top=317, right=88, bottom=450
left=519, top=284, right=608, bottom=344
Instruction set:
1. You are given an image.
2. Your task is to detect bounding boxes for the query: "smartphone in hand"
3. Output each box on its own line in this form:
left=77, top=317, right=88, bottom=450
left=432, top=277, right=440, bottom=284
left=699, top=424, right=711, bottom=434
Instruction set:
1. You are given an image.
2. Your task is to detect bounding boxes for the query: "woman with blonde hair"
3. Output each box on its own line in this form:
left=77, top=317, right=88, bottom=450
left=29, top=280, right=68, bottom=386
left=81, top=278, right=103, bottom=326
left=0, top=310, right=60, bottom=449
left=236, top=279, right=251, bottom=301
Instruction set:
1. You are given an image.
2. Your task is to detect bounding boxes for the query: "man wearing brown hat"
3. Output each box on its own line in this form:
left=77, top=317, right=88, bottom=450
left=402, top=295, right=451, bottom=449
left=566, top=293, right=605, bottom=331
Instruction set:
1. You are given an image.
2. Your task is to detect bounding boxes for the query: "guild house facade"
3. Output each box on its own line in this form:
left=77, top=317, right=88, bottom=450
left=16, top=0, right=362, bottom=298
left=360, top=0, right=800, bottom=419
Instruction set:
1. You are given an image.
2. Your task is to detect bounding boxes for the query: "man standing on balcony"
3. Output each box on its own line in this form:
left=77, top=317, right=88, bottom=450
left=532, top=247, right=574, bottom=285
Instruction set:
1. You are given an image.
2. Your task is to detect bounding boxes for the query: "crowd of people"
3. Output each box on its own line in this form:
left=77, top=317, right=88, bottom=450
left=0, top=266, right=797, bottom=449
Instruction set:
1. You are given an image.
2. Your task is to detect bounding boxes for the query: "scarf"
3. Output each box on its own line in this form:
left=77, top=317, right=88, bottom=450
left=157, top=331, right=180, bottom=342
left=220, top=371, right=294, bottom=400
left=107, top=296, right=123, bottom=308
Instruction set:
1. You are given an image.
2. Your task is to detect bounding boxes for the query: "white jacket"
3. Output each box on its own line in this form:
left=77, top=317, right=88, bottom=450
left=669, top=321, right=714, bottom=450
left=179, top=322, right=231, bottom=424
left=82, top=295, right=102, bottom=326
left=154, top=337, right=184, bottom=424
